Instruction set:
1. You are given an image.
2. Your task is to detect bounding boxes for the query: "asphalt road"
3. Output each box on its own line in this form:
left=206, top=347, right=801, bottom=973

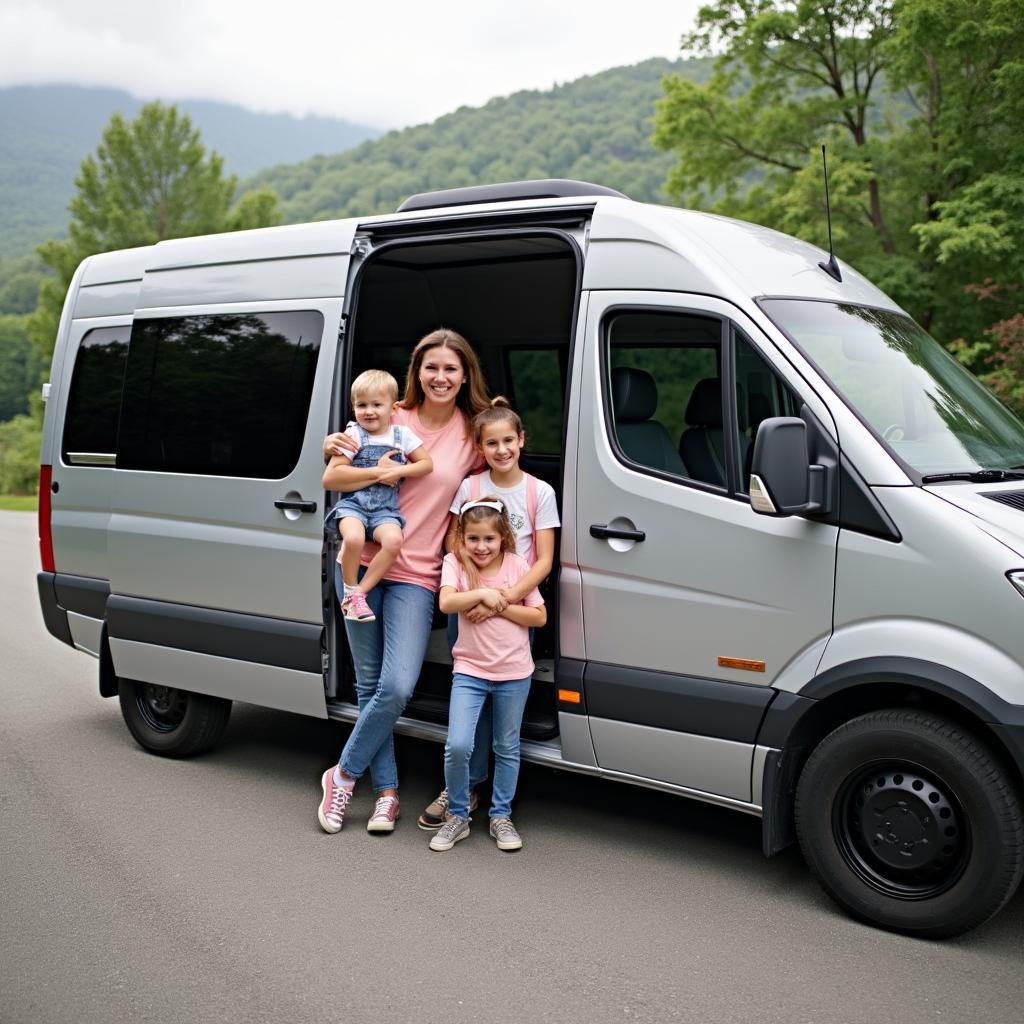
left=3, top=510, right=1024, bottom=1024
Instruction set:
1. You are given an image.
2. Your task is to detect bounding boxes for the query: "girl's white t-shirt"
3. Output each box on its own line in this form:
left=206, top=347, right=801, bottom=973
left=450, top=471, right=560, bottom=564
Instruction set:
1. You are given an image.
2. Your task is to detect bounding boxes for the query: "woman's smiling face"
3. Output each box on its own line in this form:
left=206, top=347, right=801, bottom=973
left=418, top=346, right=465, bottom=407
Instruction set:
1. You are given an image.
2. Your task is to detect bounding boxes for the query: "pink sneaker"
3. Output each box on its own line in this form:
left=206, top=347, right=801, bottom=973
left=367, top=794, right=399, bottom=833
left=318, top=767, right=354, bottom=833
left=342, top=591, right=375, bottom=622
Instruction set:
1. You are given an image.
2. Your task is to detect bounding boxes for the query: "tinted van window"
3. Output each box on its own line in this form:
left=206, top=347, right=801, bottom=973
left=507, top=347, right=563, bottom=454
left=606, top=311, right=722, bottom=486
left=62, top=326, right=130, bottom=463
left=118, top=311, right=323, bottom=478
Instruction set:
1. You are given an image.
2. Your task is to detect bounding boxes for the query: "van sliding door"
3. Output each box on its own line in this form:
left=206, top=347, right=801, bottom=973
left=105, top=298, right=343, bottom=719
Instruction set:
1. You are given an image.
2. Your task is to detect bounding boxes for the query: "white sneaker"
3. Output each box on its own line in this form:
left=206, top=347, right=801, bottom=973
left=489, top=816, right=522, bottom=851
left=429, top=815, right=470, bottom=851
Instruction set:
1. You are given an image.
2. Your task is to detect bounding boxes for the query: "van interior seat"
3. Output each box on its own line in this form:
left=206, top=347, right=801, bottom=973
left=611, top=367, right=687, bottom=476
left=679, top=377, right=750, bottom=487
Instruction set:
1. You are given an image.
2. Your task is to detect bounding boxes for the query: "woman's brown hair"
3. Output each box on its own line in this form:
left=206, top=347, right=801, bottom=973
left=452, top=496, right=516, bottom=590
left=400, top=328, right=490, bottom=431
left=472, top=395, right=525, bottom=446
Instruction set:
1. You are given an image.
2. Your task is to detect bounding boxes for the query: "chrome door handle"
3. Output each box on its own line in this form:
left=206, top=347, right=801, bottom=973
left=590, top=523, right=645, bottom=542
left=274, top=498, right=318, bottom=513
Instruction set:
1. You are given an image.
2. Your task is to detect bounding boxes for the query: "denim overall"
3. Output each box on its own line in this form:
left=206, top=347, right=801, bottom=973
left=324, top=423, right=408, bottom=534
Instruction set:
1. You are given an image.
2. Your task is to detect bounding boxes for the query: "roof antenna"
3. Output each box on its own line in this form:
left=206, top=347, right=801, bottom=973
left=817, top=144, right=842, bottom=283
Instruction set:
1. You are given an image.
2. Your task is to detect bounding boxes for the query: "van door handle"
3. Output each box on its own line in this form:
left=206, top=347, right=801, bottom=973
left=590, top=523, right=645, bottom=542
left=274, top=498, right=318, bottom=513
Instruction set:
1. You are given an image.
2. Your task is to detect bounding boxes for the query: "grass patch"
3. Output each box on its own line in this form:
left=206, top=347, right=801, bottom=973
left=0, top=494, right=38, bottom=511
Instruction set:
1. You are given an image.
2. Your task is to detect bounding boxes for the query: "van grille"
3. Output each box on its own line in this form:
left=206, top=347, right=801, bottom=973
left=984, top=490, right=1024, bottom=511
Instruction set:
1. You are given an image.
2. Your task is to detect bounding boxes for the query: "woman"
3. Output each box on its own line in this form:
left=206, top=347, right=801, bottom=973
left=317, top=328, right=491, bottom=834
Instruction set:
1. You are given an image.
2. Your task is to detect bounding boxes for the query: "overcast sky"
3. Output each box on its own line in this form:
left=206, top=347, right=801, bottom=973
left=1, top=0, right=703, bottom=129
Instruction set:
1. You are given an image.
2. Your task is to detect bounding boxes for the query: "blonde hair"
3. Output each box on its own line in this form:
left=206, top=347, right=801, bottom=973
left=351, top=368, right=398, bottom=403
left=453, top=495, right=516, bottom=590
left=472, top=395, right=525, bottom=446
left=400, top=328, right=490, bottom=434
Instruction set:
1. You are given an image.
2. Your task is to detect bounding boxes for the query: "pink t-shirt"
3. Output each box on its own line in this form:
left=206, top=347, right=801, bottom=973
left=440, top=552, right=543, bottom=681
left=356, top=407, right=480, bottom=591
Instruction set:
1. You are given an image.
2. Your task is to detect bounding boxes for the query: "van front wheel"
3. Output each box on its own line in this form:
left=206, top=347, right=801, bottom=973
left=118, top=679, right=232, bottom=758
left=795, top=709, right=1023, bottom=938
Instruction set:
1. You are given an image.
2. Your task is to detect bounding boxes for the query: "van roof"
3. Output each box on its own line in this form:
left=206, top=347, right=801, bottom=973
left=75, top=192, right=901, bottom=314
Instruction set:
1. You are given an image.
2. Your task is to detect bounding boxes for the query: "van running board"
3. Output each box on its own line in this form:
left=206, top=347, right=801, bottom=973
left=324, top=700, right=565, bottom=767
left=322, top=698, right=763, bottom=819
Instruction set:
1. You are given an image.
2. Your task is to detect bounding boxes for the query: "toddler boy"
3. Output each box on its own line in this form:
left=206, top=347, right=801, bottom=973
left=324, top=370, right=432, bottom=621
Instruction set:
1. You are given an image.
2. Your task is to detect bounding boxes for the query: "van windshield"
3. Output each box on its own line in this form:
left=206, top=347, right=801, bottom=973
left=761, top=299, right=1024, bottom=477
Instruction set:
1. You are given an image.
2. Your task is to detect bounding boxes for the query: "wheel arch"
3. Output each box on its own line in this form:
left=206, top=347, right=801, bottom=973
left=758, top=657, right=1024, bottom=857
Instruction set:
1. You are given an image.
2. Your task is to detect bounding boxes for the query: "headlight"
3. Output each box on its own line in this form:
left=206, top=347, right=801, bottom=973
left=1007, top=571, right=1024, bottom=600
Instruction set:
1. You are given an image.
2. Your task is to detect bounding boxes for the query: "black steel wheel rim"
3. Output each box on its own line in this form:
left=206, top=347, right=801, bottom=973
left=135, top=684, right=188, bottom=733
left=832, top=760, right=971, bottom=901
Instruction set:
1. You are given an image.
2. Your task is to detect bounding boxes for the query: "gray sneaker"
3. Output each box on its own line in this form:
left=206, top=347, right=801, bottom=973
left=489, top=817, right=523, bottom=851
left=429, top=815, right=470, bottom=852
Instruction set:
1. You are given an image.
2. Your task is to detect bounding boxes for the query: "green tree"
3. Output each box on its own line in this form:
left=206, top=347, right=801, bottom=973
left=0, top=315, right=41, bottom=421
left=0, top=263, right=47, bottom=316
left=29, top=100, right=282, bottom=366
left=652, top=0, right=1024, bottom=359
left=5, top=101, right=282, bottom=494
left=0, top=414, right=43, bottom=493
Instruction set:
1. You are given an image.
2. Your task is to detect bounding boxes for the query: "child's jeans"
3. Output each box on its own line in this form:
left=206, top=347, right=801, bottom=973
left=447, top=615, right=535, bottom=790
left=445, top=672, right=532, bottom=820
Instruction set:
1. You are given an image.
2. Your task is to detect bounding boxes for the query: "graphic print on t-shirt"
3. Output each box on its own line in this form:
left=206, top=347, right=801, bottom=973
left=450, top=471, right=560, bottom=567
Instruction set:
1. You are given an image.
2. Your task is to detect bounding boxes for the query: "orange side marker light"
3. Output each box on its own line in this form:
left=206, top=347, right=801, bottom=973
left=558, top=689, right=582, bottom=704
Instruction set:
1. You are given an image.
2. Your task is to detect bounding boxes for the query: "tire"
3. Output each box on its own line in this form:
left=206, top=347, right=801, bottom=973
left=118, top=678, right=232, bottom=758
left=795, top=709, right=1024, bottom=938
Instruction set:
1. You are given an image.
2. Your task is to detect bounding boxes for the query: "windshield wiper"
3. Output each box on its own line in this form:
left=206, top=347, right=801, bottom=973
left=922, top=469, right=1024, bottom=483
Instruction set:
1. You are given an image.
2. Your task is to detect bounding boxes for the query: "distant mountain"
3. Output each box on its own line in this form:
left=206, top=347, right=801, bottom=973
left=0, top=85, right=381, bottom=258
left=251, top=57, right=712, bottom=225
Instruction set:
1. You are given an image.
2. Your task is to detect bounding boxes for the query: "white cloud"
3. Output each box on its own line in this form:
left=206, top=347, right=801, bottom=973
left=1, top=0, right=701, bottom=127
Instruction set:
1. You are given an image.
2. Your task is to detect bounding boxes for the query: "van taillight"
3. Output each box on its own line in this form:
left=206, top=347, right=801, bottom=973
left=38, top=464, right=54, bottom=572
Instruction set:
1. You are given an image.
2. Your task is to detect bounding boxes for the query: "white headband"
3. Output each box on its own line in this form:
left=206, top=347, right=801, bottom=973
left=459, top=499, right=504, bottom=516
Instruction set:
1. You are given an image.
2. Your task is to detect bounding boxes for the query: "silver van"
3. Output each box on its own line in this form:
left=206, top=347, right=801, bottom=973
left=36, top=179, right=1024, bottom=937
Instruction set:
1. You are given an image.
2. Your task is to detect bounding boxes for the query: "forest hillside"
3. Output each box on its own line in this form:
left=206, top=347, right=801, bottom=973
left=250, top=58, right=710, bottom=223
left=0, top=85, right=381, bottom=258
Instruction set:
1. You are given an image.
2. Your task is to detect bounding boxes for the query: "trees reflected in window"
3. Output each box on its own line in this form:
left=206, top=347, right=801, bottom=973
left=118, top=311, right=323, bottom=478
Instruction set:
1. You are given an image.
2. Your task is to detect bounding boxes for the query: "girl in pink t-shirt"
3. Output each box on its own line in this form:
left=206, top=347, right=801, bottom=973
left=430, top=498, right=546, bottom=853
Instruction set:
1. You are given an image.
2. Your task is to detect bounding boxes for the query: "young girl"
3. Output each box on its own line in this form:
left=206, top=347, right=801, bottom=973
left=417, top=397, right=561, bottom=830
left=430, top=498, right=546, bottom=852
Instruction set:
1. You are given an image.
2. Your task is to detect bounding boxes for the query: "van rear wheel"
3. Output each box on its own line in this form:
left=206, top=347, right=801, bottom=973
left=795, top=709, right=1023, bottom=938
left=118, top=679, right=232, bottom=758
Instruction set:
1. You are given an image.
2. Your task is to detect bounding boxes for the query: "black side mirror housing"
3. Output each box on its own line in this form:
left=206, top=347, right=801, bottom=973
left=749, top=416, right=833, bottom=517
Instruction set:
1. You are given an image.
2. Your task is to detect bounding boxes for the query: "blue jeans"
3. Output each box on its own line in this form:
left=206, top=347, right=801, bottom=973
left=337, top=564, right=434, bottom=792
left=445, top=673, right=532, bottom=820
left=447, top=614, right=491, bottom=788
left=447, top=615, right=535, bottom=789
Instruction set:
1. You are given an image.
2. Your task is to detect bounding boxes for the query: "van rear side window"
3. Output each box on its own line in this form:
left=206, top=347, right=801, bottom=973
left=62, top=326, right=130, bottom=464
left=117, top=311, right=323, bottom=479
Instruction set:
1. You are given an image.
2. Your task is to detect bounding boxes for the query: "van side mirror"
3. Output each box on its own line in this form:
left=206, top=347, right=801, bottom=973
left=749, top=417, right=832, bottom=517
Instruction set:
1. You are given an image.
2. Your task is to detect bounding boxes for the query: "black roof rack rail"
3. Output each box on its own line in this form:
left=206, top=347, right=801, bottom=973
left=397, top=178, right=629, bottom=213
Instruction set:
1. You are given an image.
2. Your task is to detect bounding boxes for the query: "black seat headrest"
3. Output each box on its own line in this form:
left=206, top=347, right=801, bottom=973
left=684, top=378, right=723, bottom=428
left=611, top=367, right=658, bottom=423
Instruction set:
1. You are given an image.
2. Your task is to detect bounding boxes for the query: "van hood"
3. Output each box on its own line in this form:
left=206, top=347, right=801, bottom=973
left=925, top=484, right=1024, bottom=559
